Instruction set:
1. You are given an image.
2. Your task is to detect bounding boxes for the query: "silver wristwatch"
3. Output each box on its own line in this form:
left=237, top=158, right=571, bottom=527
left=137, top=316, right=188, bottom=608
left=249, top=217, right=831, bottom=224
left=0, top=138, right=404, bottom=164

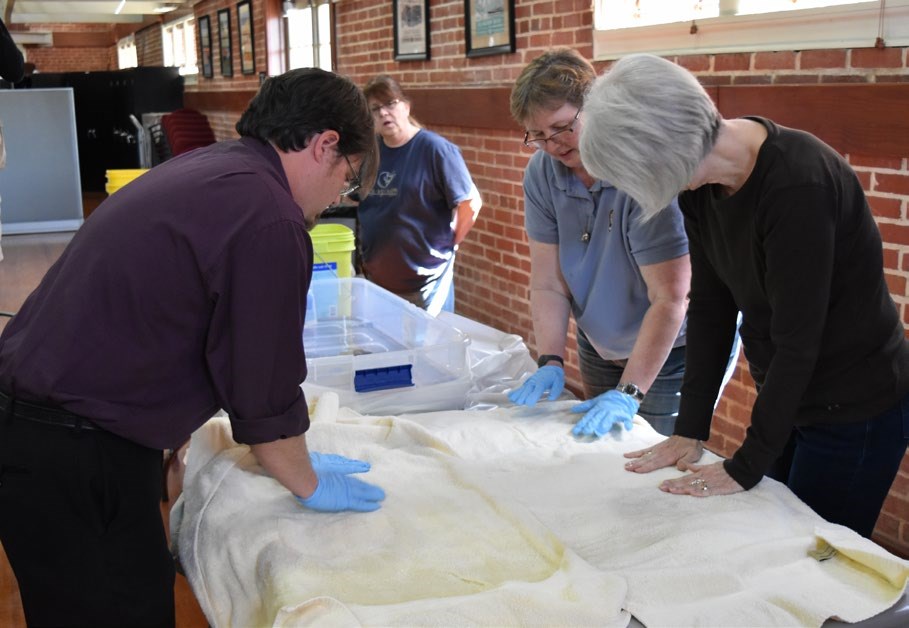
left=616, top=382, right=645, bottom=402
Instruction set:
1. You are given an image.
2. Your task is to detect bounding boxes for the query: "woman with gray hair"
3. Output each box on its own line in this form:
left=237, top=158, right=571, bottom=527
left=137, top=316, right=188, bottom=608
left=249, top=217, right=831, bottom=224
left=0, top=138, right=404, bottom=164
left=582, top=53, right=909, bottom=538
left=506, top=48, right=694, bottom=437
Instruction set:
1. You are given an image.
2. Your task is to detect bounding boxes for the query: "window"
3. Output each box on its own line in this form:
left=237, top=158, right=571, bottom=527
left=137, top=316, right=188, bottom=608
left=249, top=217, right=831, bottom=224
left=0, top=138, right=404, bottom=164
left=285, top=0, right=333, bottom=71
left=162, top=16, right=199, bottom=76
left=117, top=35, right=138, bottom=69
left=593, top=0, right=909, bottom=59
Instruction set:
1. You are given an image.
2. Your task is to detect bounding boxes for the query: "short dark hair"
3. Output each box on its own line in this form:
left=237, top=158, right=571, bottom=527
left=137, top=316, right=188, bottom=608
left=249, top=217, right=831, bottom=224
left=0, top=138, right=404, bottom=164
left=237, top=68, right=378, bottom=191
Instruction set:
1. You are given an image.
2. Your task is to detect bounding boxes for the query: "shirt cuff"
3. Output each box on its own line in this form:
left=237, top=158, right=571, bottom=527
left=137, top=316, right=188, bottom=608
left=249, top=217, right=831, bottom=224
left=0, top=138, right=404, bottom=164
left=229, top=391, right=310, bottom=445
left=723, top=435, right=776, bottom=491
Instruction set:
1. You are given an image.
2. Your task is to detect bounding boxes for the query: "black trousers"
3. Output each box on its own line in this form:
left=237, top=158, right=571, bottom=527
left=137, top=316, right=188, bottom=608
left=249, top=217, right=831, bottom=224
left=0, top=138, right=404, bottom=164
left=0, top=412, right=175, bottom=627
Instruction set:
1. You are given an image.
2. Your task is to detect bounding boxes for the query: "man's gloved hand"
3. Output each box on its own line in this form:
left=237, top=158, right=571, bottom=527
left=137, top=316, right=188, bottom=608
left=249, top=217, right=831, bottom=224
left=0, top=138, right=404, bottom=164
left=309, top=452, right=371, bottom=474
left=571, top=389, right=640, bottom=438
left=295, top=473, right=386, bottom=512
left=508, top=365, right=565, bottom=407
left=296, top=451, right=385, bottom=512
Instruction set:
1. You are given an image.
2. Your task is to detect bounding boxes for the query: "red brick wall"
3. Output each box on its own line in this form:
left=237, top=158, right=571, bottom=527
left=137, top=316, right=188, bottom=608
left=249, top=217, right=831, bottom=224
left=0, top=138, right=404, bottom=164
left=337, top=0, right=594, bottom=384
left=15, top=20, right=172, bottom=72
left=16, top=23, right=115, bottom=72
left=136, top=23, right=164, bottom=67
left=332, top=0, right=909, bottom=555
left=202, top=111, right=242, bottom=141
left=189, top=0, right=265, bottom=139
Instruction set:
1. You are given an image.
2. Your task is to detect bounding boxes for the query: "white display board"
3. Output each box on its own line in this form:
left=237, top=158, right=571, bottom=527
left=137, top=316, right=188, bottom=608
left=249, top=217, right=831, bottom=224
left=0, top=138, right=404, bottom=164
left=0, top=88, right=83, bottom=234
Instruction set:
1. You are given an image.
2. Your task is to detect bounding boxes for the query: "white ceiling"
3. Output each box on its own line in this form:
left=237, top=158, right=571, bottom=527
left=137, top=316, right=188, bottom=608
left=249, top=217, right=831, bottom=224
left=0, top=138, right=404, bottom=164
left=3, top=0, right=189, bottom=25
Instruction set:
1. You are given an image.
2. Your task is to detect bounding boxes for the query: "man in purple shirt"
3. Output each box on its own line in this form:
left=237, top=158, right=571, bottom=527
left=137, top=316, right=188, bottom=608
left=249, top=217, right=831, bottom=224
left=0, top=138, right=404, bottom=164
left=0, top=68, right=383, bottom=627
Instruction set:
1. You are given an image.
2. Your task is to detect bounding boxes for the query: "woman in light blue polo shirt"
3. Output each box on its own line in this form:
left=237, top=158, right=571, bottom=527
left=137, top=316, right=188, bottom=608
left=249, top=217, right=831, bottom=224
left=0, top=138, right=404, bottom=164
left=508, top=48, right=707, bottom=437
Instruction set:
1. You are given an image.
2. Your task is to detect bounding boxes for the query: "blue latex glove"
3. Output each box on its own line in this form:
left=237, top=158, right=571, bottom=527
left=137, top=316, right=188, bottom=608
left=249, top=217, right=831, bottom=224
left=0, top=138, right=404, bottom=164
left=508, top=365, right=565, bottom=407
left=571, top=389, right=640, bottom=437
left=309, top=452, right=371, bottom=474
left=296, top=473, right=386, bottom=513
left=296, top=451, right=385, bottom=512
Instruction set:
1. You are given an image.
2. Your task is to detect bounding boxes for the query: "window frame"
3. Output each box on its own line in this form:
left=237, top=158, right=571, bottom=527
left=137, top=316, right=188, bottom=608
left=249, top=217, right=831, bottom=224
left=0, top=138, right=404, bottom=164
left=117, top=34, right=138, bottom=70
left=161, top=15, right=199, bottom=77
left=592, top=0, right=909, bottom=60
left=284, top=0, right=334, bottom=72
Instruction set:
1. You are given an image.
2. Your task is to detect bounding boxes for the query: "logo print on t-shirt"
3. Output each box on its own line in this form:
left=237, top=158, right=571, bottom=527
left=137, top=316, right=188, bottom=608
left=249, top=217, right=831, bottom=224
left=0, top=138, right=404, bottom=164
left=377, top=171, right=396, bottom=188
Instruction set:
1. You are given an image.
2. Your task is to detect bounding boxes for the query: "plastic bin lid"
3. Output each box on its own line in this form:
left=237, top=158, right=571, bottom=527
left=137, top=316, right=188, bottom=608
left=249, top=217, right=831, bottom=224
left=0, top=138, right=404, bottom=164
left=311, top=223, right=354, bottom=242
left=106, top=169, right=149, bottom=177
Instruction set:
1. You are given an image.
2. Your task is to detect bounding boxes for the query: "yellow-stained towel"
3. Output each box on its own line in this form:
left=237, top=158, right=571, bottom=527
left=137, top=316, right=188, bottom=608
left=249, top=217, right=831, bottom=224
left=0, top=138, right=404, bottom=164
left=173, top=396, right=908, bottom=627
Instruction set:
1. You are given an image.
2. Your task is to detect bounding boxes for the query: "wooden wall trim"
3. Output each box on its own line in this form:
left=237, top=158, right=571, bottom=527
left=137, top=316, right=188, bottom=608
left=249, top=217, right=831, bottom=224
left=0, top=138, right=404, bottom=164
left=185, top=89, right=258, bottom=112
left=408, top=87, right=516, bottom=132
left=715, top=84, right=909, bottom=159
left=410, top=83, right=909, bottom=158
left=190, top=83, right=909, bottom=159
left=52, top=32, right=115, bottom=47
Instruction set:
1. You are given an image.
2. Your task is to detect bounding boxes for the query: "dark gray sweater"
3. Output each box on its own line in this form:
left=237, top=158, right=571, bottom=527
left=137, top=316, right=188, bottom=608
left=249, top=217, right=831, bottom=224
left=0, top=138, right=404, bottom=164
left=676, top=117, right=909, bottom=489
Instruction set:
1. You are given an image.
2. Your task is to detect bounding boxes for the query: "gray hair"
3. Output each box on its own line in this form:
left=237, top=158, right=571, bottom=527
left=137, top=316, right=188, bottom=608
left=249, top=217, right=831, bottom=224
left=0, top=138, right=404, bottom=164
left=579, top=54, right=720, bottom=218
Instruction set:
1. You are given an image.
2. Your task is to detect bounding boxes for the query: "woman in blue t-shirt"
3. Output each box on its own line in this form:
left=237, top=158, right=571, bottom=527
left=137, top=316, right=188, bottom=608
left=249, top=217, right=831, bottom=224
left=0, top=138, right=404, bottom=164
left=357, top=75, right=482, bottom=315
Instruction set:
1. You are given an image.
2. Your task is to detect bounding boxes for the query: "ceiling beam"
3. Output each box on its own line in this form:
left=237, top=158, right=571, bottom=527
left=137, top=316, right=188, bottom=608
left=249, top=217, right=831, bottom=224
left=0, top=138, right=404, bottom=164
left=12, top=12, right=144, bottom=22
left=8, top=0, right=189, bottom=24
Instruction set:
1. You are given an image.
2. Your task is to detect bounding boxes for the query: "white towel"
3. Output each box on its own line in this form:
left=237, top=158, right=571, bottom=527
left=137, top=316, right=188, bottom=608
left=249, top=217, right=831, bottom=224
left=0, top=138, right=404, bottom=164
left=174, top=397, right=909, bottom=627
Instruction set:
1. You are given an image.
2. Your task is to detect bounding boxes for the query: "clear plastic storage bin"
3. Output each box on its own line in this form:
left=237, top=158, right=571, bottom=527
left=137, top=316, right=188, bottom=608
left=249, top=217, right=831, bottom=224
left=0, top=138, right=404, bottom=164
left=301, top=278, right=471, bottom=414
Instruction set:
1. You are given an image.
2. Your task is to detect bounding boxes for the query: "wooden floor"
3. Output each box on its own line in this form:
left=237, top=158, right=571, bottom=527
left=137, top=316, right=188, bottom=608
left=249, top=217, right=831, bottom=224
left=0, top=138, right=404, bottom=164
left=0, top=230, right=208, bottom=627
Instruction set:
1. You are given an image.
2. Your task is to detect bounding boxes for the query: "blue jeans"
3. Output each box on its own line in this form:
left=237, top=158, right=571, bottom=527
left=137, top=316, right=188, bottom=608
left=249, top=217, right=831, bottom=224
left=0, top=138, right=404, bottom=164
left=396, top=258, right=455, bottom=316
left=577, top=330, right=686, bottom=436
left=767, top=391, right=909, bottom=538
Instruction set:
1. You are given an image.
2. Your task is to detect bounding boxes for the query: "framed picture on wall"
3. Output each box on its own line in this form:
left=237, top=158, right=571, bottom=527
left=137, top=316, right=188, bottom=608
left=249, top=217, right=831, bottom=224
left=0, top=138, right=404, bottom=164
left=237, top=0, right=255, bottom=75
left=464, top=0, right=515, bottom=58
left=393, top=0, right=430, bottom=61
left=198, top=15, right=213, bottom=78
left=218, top=8, right=233, bottom=77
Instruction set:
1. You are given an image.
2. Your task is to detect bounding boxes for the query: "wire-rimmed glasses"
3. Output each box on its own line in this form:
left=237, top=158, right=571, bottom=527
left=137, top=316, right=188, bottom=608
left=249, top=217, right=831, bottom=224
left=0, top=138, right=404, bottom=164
left=369, top=99, right=401, bottom=116
left=339, top=154, right=361, bottom=198
left=523, top=109, right=581, bottom=150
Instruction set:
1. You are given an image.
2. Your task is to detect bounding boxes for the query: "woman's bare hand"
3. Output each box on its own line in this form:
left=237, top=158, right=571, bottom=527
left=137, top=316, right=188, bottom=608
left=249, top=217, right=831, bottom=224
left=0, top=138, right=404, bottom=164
left=658, top=460, right=744, bottom=497
left=623, top=435, right=703, bottom=473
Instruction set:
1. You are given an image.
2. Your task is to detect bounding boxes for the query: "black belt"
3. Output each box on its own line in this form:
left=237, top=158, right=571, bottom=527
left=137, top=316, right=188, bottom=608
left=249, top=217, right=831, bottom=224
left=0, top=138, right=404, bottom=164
left=0, top=391, right=101, bottom=431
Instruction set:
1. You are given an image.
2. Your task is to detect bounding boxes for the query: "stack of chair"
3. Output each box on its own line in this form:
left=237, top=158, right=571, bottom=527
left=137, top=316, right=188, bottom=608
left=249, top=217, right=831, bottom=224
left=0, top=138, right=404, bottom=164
left=160, top=108, right=216, bottom=157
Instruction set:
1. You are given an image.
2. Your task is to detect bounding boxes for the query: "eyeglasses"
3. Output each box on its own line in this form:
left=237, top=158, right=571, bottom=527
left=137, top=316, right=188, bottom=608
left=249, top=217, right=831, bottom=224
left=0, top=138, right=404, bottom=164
left=369, top=99, right=401, bottom=116
left=339, top=153, right=361, bottom=198
left=523, top=109, right=581, bottom=150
